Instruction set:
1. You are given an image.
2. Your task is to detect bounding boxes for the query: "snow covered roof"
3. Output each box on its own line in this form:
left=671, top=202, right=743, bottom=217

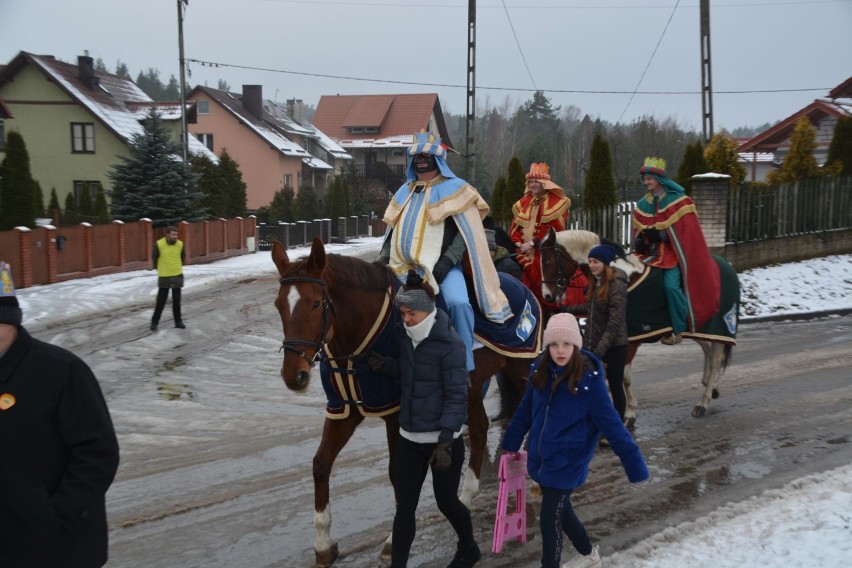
left=738, top=151, right=776, bottom=164
left=303, top=155, right=333, bottom=170
left=4, top=52, right=217, bottom=162
left=336, top=134, right=415, bottom=150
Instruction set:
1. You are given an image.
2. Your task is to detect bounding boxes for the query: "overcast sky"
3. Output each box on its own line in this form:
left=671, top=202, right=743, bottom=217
left=3, top=0, right=851, bottom=133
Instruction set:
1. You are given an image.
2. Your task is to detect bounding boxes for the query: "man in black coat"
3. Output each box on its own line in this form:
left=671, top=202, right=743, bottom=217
left=0, top=261, right=120, bottom=568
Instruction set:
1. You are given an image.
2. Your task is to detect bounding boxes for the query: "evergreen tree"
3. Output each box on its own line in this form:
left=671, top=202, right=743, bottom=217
left=95, top=185, right=110, bottom=224
left=0, top=131, right=36, bottom=230
left=491, top=176, right=508, bottom=227
left=78, top=184, right=94, bottom=217
left=115, top=60, right=131, bottom=79
left=217, top=79, right=231, bottom=91
left=677, top=141, right=709, bottom=191
left=505, top=156, right=526, bottom=220
left=95, top=58, right=108, bottom=72
left=326, top=176, right=351, bottom=222
left=294, top=185, right=320, bottom=220
left=582, top=133, right=618, bottom=209
left=136, top=69, right=166, bottom=101
left=269, top=187, right=295, bottom=222
left=192, top=154, right=224, bottom=217
left=64, top=192, right=77, bottom=223
left=108, top=107, right=204, bottom=226
left=33, top=181, right=46, bottom=218
left=767, top=117, right=819, bottom=184
left=704, top=130, right=747, bottom=186
left=163, top=75, right=180, bottom=100
left=218, top=150, right=247, bottom=217
left=824, top=116, right=852, bottom=175
left=48, top=187, right=61, bottom=225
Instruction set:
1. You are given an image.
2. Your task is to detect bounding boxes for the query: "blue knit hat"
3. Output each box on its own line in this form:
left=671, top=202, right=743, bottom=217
left=588, top=244, right=616, bottom=266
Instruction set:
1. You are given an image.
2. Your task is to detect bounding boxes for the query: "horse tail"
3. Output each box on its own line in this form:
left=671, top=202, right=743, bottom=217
left=721, top=343, right=733, bottom=372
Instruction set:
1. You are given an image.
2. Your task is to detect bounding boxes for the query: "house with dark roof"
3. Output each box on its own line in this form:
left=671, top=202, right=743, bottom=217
left=737, top=77, right=852, bottom=182
left=187, top=85, right=351, bottom=211
left=311, top=93, right=453, bottom=195
left=0, top=51, right=215, bottom=211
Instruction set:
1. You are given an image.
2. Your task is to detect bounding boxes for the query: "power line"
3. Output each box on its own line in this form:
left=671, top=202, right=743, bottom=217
left=186, top=58, right=831, bottom=96
left=617, top=0, right=682, bottom=124
left=247, top=0, right=850, bottom=8
left=500, top=0, right=537, bottom=91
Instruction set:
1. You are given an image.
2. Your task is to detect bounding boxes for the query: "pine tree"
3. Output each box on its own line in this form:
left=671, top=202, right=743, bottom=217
left=270, top=187, right=295, bottom=222
left=48, top=187, right=61, bottom=225
left=505, top=156, right=526, bottom=221
left=824, top=116, right=852, bottom=175
left=218, top=150, right=247, bottom=217
left=115, top=60, right=131, bottom=79
left=677, top=141, right=709, bottom=191
left=767, top=117, right=819, bottom=184
left=33, top=181, right=46, bottom=218
left=0, top=131, right=36, bottom=230
left=294, top=185, right=320, bottom=220
left=327, top=177, right=351, bottom=222
left=64, top=192, right=77, bottom=224
left=95, top=185, right=110, bottom=224
left=108, top=107, right=204, bottom=226
left=491, top=176, right=508, bottom=227
left=583, top=133, right=618, bottom=209
left=78, top=184, right=94, bottom=218
left=704, top=131, right=747, bottom=186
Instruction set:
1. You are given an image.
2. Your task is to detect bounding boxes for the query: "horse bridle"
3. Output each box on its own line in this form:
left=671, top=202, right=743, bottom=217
left=539, top=244, right=584, bottom=293
left=278, top=275, right=334, bottom=367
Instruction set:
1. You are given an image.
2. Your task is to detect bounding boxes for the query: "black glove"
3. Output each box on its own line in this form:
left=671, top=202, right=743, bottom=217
left=641, top=228, right=662, bottom=242
left=366, top=351, right=386, bottom=372
left=374, top=256, right=390, bottom=266
left=633, top=235, right=650, bottom=254
left=431, top=256, right=454, bottom=283
left=429, top=441, right=453, bottom=472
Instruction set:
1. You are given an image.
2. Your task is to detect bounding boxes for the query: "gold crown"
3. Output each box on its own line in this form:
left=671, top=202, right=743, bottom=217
left=526, top=162, right=551, bottom=181
left=641, top=157, right=666, bottom=171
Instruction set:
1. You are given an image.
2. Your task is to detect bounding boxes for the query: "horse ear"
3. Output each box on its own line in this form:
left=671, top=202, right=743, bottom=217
left=306, top=237, right=327, bottom=275
left=544, top=227, right=557, bottom=244
left=271, top=240, right=290, bottom=276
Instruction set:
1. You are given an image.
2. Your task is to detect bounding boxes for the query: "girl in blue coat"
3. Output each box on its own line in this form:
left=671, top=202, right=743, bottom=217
left=500, top=313, right=649, bottom=568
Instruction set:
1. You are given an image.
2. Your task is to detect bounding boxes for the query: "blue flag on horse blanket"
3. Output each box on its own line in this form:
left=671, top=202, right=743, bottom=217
left=627, top=255, right=739, bottom=344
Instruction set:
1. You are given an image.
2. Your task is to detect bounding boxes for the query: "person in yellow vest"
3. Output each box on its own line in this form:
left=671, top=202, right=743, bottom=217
left=151, top=226, right=185, bottom=330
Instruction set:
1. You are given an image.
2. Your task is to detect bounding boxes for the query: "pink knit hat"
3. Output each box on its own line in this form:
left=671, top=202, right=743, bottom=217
left=543, top=313, right=582, bottom=349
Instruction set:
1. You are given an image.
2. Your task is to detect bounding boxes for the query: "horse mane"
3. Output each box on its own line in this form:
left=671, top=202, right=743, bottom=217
left=553, top=230, right=600, bottom=264
left=325, top=253, right=392, bottom=292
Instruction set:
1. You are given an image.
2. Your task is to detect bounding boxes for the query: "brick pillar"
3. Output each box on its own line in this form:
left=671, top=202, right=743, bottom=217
left=44, top=227, right=58, bottom=284
left=337, top=217, right=347, bottom=243
left=15, top=228, right=34, bottom=288
left=142, top=219, right=154, bottom=266
left=203, top=220, right=210, bottom=257
left=690, top=174, right=730, bottom=255
left=114, top=220, right=126, bottom=267
left=81, top=223, right=94, bottom=273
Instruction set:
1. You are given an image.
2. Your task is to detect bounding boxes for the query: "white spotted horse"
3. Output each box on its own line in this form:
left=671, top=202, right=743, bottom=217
left=538, top=228, right=740, bottom=421
left=271, top=238, right=542, bottom=567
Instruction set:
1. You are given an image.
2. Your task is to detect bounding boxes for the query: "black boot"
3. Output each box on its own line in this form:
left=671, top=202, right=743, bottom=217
left=447, top=542, right=481, bottom=568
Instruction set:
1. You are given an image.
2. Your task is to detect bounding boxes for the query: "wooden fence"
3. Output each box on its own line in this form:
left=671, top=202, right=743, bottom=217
left=1, top=217, right=256, bottom=289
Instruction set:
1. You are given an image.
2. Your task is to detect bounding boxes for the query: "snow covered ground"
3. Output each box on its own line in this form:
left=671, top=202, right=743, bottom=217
left=11, top=239, right=852, bottom=567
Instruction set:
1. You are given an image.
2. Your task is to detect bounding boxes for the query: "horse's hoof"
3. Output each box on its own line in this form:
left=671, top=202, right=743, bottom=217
left=315, top=543, right=339, bottom=568
left=380, top=540, right=392, bottom=562
left=624, top=416, right=636, bottom=430
left=712, top=388, right=720, bottom=399
left=692, top=405, right=707, bottom=418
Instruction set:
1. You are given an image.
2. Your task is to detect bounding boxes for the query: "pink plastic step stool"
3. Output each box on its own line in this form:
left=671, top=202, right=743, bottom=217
left=492, top=451, right=528, bottom=553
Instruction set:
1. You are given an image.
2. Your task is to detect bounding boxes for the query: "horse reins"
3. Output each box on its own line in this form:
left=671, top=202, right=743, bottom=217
left=278, top=275, right=334, bottom=367
left=539, top=244, right=584, bottom=292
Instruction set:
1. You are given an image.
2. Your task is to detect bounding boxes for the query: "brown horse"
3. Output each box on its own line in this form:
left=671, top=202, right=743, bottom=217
left=539, top=228, right=740, bottom=421
left=271, top=238, right=539, bottom=567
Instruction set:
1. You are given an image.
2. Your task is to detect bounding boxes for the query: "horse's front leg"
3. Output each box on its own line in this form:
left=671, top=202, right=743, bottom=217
left=460, top=374, right=489, bottom=506
left=622, top=342, right=641, bottom=428
left=312, top=413, right=364, bottom=568
left=379, top=412, right=400, bottom=562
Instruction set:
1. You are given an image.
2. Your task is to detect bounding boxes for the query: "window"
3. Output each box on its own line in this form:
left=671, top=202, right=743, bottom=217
left=71, top=123, right=95, bottom=153
left=73, top=181, right=101, bottom=208
left=197, top=100, right=209, bottom=114
left=283, top=174, right=292, bottom=189
left=196, top=133, right=214, bottom=151
left=364, top=127, right=378, bottom=134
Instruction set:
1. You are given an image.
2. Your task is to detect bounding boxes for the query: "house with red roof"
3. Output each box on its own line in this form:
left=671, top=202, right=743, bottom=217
left=311, top=93, right=453, bottom=198
left=737, top=77, right=852, bottom=182
left=187, top=85, right=350, bottom=210
left=0, top=51, right=215, bottom=212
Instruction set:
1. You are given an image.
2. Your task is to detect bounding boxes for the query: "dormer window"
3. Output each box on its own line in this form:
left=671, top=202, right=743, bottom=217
left=364, top=127, right=378, bottom=134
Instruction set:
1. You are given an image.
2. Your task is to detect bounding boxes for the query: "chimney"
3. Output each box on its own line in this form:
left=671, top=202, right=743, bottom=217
left=243, top=85, right=263, bottom=119
left=77, top=54, right=98, bottom=90
left=287, top=98, right=303, bottom=124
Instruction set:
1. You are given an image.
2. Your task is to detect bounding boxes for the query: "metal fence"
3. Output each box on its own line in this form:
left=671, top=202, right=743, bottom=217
left=727, top=174, right=852, bottom=243
left=256, top=215, right=386, bottom=251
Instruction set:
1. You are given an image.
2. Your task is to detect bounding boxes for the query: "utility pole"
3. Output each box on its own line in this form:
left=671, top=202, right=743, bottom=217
left=700, top=0, right=714, bottom=143
left=465, top=0, right=476, bottom=182
left=177, top=0, right=189, bottom=163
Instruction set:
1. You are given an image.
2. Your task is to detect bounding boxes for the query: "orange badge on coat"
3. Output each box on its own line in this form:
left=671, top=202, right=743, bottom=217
left=0, top=393, right=15, bottom=410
